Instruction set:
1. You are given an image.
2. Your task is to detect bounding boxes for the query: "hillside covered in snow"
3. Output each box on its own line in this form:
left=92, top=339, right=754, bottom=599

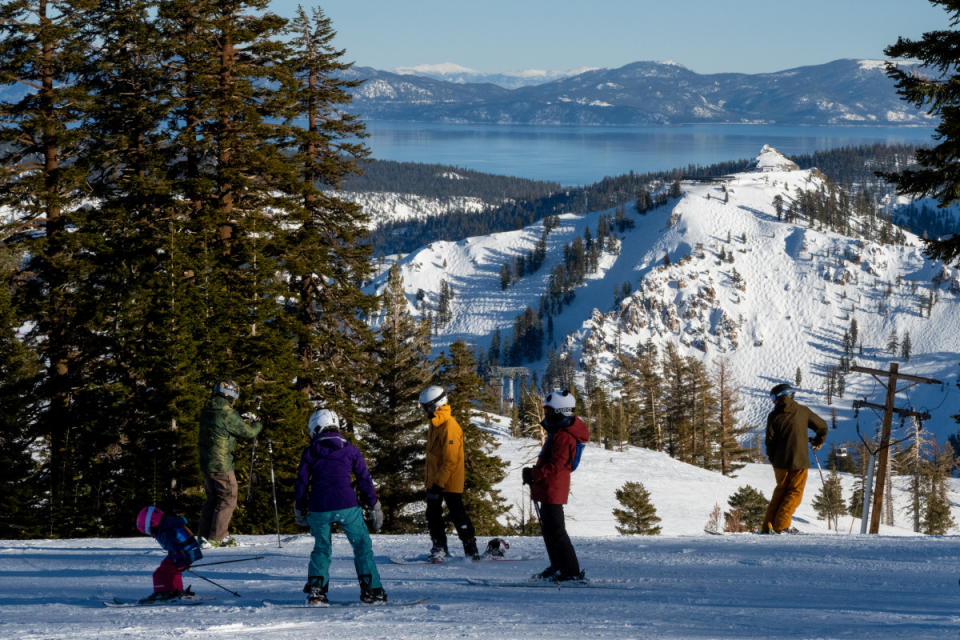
left=367, top=145, right=960, bottom=449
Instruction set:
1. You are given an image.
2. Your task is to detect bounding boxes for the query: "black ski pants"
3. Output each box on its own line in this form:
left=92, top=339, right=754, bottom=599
left=426, top=491, right=477, bottom=555
left=538, top=502, right=580, bottom=577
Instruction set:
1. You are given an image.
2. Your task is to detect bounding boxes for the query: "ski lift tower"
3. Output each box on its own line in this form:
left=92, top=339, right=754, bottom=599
left=485, top=366, right=531, bottom=414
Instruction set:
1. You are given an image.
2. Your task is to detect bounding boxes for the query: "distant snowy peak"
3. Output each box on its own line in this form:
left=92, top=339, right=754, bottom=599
left=391, top=62, right=591, bottom=88
left=394, top=62, right=478, bottom=76
left=755, top=145, right=799, bottom=172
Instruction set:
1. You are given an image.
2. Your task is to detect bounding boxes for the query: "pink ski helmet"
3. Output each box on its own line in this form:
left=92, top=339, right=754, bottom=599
left=136, top=506, right=164, bottom=535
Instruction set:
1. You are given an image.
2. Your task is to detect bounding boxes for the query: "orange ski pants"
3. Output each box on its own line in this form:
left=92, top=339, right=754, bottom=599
left=763, top=468, right=808, bottom=531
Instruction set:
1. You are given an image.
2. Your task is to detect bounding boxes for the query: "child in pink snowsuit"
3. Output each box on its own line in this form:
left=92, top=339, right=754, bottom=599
left=136, top=506, right=203, bottom=601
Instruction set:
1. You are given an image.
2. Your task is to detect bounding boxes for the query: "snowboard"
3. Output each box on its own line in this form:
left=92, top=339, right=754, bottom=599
left=104, top=596, right=216, bottom=607
left=464, top=577, right=632, bottom=590
left=262, top=597, right=430, bottom=609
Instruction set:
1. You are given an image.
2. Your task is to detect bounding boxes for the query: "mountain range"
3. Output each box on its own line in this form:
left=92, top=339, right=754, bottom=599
left=346, top=58, right=932, bottom=126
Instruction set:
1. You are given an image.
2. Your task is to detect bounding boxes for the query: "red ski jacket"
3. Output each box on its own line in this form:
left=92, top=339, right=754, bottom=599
left=530, top=417, right=589, bottom=504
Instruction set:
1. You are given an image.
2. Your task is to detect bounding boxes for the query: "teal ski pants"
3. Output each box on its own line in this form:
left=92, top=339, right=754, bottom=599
left=307, top=507, right=382, bottom=589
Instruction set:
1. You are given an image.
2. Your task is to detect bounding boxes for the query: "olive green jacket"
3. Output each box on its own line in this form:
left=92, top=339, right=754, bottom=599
left=765, top=396, right=827, bottom=470
left=198, top=396, right=262, bottom=473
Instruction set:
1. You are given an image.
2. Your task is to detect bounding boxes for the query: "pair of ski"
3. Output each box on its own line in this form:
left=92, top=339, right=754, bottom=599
left=388, top=553, right=536, bottom=565
left=105, top=596, right=430, bottom=608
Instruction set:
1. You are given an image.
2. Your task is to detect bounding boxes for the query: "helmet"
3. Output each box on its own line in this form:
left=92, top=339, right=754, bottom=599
left=136, top=506, right=164, bottom=536
left=213, top=379, right=239, bottom=402
left=308, top=408, right=340, bottom=435
left=544, top=390, right=576, bottom=416
left=770, top=383, right=794, bottom=400
left=419, top=385, right=448, bottom=414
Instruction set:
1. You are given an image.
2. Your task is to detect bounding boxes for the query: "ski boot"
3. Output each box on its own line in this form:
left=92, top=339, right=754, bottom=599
left=463, top=538, right=481, bottom=562
left=552, top=570, right=586, bottom=583
left=303, top=576, right=328, bottom=606
left=532, top=566, right=557, bottom=582
left=208, top=536, right=239, bottom=548
left=358, top=575, right=387, bottom=604
left=428, top=545, right=448, bottom=564
left=138, top=586, right=193, bottom=604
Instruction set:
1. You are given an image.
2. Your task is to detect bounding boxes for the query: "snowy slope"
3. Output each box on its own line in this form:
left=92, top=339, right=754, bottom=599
left=339, top=190, right=490, bottom=229
left=2, top=421, right=959, bottom=640
left=367, top=146, right=960, bottom=447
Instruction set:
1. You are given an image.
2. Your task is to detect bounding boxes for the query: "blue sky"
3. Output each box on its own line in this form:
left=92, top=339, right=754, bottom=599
left=267, top=0, right=948, bottom=74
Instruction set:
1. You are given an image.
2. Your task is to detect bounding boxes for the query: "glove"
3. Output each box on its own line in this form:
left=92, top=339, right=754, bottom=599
left=522, top=467, right=533, bottom=485
left=241, top=412, right=259, bottom=422
left=426, top=484, right=443, bottom=500
left=369, top=502, right=384, bottom=532
left=809, top=436, right=824, bottom=450
left=294, top=507, right=308, bottom=527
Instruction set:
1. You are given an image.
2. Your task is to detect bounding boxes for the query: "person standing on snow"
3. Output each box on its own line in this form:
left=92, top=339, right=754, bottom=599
left=197, top=379, right=262, bottom=548
left=420, top=385, right=480, bottom=562
left=522, top=390, right=589, bottom=582
left=294, top=409, right=386, bottom=605
left=762, top=382, right=827, bottom=534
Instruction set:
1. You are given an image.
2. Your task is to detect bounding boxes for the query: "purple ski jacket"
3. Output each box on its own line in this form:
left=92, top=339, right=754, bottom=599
left=294, top=430, right=377, bottom=513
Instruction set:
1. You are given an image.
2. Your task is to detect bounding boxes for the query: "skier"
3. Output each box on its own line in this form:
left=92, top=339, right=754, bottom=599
left=135, top=506, right=203, bottom=603
left=522, top=390, right=589, bottom=582
left=294, top=409, right=386, bottom=605
left=197, top=379, right=262, bottom=548
left=420, top=385, right=480, bottom=562
left=762, top=382, right=827, bottom=533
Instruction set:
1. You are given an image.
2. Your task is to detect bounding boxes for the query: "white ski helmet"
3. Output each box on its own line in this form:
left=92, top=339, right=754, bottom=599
left=309, top=408, right=340, bottom=435
left=543, top=390, right=576, bottom=416
left=419, top=385, right=448, bottom=413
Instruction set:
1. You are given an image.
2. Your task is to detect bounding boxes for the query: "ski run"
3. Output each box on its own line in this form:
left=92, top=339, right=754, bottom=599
left=2, top=424, right=959, bottom=639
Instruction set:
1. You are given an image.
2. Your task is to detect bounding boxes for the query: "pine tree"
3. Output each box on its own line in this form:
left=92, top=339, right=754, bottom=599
left=882, top=1, right=960, bottom=264
left=713, top=358, right=751, bottom=476
left=0, top=0, right=99, bottom=536
left=613, top=481, right=662, bottom=535
left=364, top=265, right=432, bottom=532
left=921, top=443, right=957, bottom=535
left=434, top=341, right=509, bottom=535
left=725, top=485, right=767, bottom=531
left=0, top=249, right=43, bottom=537
left=661, top=343, right=692, bottom=461
left=812, top=467, right=845, bottom=530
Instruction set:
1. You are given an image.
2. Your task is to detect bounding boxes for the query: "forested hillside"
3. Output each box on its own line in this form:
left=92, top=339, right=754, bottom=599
left=364, top=144, right=940, bottom=255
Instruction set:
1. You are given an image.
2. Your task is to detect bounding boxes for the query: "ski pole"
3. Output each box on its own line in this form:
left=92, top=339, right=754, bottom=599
left=190, top=555, right=264, bottom=568
left=267, top=440, right=282, bottom=548
left=812, top=448, right=826, bottom=486
left=185, top=568, right=241, bottom=598
left=245, top=396, right=263, bottom=503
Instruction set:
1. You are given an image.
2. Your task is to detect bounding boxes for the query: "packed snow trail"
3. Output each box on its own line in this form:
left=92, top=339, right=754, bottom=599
left=1, top=533, right=957, bottom=639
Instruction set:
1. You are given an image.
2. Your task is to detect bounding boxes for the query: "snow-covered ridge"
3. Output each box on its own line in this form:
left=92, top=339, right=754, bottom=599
left=337, top=191, right=490, bottom=229
left=368, top=145, right=960, bottom=448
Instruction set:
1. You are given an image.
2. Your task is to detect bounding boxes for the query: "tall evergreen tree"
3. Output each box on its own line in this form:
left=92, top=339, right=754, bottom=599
left=364, top=265, right=432, bottom=532
left=434, top=341, right=509, bottom=535
left=882, top=1, right=960, bottom=264
left=712, top=358, right=750, bottom=476
left=0, top=0, right=99, bottom=536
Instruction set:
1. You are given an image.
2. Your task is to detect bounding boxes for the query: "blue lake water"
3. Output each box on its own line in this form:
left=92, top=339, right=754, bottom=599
left=363, top=121, right=937, bottom=187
